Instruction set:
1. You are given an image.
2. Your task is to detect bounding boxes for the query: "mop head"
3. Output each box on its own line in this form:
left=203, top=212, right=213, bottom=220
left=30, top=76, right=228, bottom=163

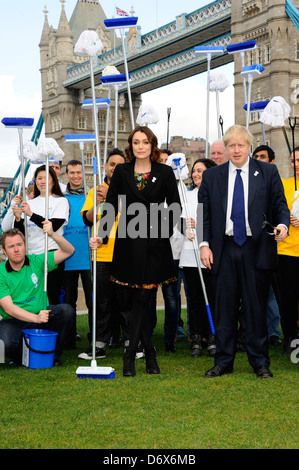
left=74, top=30, right=104, bottom=57
left=65, top=134, right=96, bottom=144
left=102, top=65, right=120, bottom=76
left=241, top=64, right=265, bottom=78
left=166, top=153, right=189, bottom=180
left=209, top=71, right=230, bottom=92
left=17, top=141, right=38, bottom=162
left=1, top=117, right=34, bottom=128
left=291, top=191, right=299, bottom=219
left=260, top=96, right=291, bottom=127
left=136, top=104, right=159, bottom=126
left=243, top=100, right=270, bottom=112
left=81, top=98, right=111, bottom=109
left=226, top=40, right=256, bottom=54
left=76, top=366, right=115, bottom=379
left=194, top=45, right=224, bottom=55
left=37, top=138, right=65, bottom=162
left=104, top=17, right=138, bottom=30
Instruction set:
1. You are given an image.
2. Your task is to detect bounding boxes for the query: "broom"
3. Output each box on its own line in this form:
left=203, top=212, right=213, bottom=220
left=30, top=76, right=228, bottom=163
left=1, top=117, right=34, bottom=252
left=167, top=153, right=216, bottom=336
left=104, top=16, right=139, bottom=131
left=76, top=157, right=115, bottom=379
left=194, top=45, right=225, bottom=157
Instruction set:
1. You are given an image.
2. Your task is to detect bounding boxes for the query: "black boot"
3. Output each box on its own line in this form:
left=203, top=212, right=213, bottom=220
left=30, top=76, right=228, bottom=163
left=123, top=348, right=136, bottom=377
left=145, top=347, right=160, bottom=374
left=206, top=334, right=216, bottom=357
left=190, top=334, right=203, bottom=357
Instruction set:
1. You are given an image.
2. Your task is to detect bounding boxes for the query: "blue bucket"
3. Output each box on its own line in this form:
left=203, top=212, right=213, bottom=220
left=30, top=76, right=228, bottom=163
left=22, top=329, right=58, bottom=369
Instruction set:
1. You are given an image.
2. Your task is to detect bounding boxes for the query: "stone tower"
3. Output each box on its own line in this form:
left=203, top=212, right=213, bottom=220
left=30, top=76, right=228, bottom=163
left=39, top=0, right=140, bottom=185
left=231, top=0, right=299, bottom=178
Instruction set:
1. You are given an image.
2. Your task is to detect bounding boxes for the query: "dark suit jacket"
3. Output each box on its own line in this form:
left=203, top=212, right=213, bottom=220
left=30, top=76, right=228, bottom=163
left=198, top=158, right=290, bottom=274
left=99, top=159, right=181, bottom=285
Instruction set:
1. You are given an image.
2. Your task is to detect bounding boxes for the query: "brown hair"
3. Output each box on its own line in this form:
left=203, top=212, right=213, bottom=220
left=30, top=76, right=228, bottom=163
left=125, top=126, right=160, bottom=162
left=33, top=165, right=64, bottom=198
left=1, top=228, right=25, bottom=250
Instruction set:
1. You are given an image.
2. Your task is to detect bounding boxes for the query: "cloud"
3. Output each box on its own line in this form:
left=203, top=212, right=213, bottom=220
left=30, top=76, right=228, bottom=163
left=0, top=75, right=42, bottom=178
left=141, top=74, right=235, bottom=148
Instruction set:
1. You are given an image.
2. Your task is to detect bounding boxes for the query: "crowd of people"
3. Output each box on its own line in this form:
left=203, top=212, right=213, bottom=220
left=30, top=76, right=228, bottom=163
left=0, top=124, right=298, bottom=378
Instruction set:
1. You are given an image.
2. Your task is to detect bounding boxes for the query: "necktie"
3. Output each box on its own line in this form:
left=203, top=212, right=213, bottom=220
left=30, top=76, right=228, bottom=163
left=231, top=169, right=247, bottom=246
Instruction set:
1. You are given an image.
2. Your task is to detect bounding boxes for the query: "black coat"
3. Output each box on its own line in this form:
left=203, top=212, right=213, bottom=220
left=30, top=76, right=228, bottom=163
left=99, top=160, right=181, bottom=285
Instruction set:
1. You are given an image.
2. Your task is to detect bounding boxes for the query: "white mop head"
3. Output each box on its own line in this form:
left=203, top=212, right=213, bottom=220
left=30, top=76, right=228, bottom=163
left=18, top=141, right=38, bottom=162
left=136, top=104, right=159, bottom=126
left=76, top=366, right=115, bottom=379
left=102, top=65, right=120, bottom=76
left=260, top=96, right=291, bottom=127
left=166, top=153, right=189, bottom=180
left=74, top=30, right=104, bottom=57
left=209, top=71, right=230, bottom=92
left=291, top=191, right=299, bottom=219
left=37, top=138, right=65, bottom=163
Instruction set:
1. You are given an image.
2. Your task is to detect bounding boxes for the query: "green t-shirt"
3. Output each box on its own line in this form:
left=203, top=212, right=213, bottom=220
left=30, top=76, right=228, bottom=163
left=0, top=252, right=57, bottom=320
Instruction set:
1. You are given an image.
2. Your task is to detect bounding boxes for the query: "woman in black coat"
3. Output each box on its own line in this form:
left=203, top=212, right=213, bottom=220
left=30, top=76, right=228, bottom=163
left=90, top=126, right=181, bottom=376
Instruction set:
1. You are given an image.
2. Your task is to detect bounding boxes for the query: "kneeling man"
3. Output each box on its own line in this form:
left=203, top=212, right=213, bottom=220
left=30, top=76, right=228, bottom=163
left=0, top=221, right=75, bottom=366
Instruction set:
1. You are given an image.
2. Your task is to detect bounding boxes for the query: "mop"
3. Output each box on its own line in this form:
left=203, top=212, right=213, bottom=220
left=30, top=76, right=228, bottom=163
left=36, top=138, right=64, bottom=310
left=167, top=153, right=216, bottom=336
left=209, top=71, right=230, bottom=140
left=74, top=31, right=115, bottom=379
left=259, top=96, right=292, bottom=153
left=226, top=41, right=256, bottom=104
left=100, top=66, right=120, bottom=181
left=243, top=100, right=270, bottom=144
left=76, top=156, right=115, bottom=379
left=103, top=15, right=138, bottom=131
left=194, top=46, right=224, bottom=157
left=74, top=30, right=105, bottom=185
left=136, top=104, right=159, bottom=127
left=240, top=64, right=265, bottom=129
left=1, top=117, right=34, bottom=251
left=289, top=117, right=298, bottom=191
left=100, top=65, right=129, bottom=174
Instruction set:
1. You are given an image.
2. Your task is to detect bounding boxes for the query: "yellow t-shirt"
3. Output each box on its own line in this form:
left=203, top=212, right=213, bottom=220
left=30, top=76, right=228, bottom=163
left=277, top=177, right=299, bottom=257
left=80, top=184, right=118, bottom=262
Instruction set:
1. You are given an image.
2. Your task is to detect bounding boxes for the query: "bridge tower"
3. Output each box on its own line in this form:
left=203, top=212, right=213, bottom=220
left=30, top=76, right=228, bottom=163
left=231, top=0, right=299, bottom=178
left=39, top=0, right=141, bottom=185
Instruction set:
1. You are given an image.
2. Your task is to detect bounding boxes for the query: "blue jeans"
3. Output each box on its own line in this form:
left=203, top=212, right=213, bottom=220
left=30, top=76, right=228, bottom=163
left=266, top=284, right=281, bottom=338
left=0, top=304, right=75, bottom=363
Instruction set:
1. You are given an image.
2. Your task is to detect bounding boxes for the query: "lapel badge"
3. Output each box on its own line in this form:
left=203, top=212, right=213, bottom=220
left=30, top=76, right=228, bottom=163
left=152, top=177, right=157, bottom=183
left=254, top=171, right=259, bottom=176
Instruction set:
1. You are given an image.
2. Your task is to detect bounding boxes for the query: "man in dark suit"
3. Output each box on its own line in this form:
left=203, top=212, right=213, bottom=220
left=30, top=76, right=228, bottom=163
left=198, top=125, right=289, bottom=378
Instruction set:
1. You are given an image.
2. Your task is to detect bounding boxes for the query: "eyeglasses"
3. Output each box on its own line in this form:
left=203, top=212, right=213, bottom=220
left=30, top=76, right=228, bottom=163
left=262, top=214, right=280, bottom=235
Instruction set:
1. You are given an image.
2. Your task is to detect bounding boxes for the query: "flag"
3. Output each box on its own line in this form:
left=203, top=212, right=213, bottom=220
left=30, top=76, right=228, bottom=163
left=116, top=7, right=129, bottom=17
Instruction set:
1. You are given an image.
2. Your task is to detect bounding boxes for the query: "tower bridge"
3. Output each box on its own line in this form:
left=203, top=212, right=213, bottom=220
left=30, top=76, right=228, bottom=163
left=63, top=0, right=232, bottom=94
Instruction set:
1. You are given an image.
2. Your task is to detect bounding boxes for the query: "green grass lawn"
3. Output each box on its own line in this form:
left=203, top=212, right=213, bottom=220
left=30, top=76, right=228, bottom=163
left=0, top=310, right=298, bottom=450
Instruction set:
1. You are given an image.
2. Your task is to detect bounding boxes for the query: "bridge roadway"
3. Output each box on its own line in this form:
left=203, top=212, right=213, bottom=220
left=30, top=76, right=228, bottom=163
left=64, top=0, right=233, bottom=95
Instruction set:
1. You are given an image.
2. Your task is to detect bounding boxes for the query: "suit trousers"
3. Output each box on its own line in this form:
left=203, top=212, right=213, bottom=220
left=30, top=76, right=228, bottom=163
left=214, top=237, right=271, bottom=370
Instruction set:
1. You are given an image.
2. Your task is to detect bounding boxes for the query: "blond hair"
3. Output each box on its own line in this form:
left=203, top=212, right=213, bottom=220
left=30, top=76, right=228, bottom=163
left=223, top=125, right=253, bottom=148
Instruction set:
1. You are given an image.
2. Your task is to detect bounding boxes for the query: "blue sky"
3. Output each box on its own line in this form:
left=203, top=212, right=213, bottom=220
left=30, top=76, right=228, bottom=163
left=0, top=0, right=234, bottom=177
